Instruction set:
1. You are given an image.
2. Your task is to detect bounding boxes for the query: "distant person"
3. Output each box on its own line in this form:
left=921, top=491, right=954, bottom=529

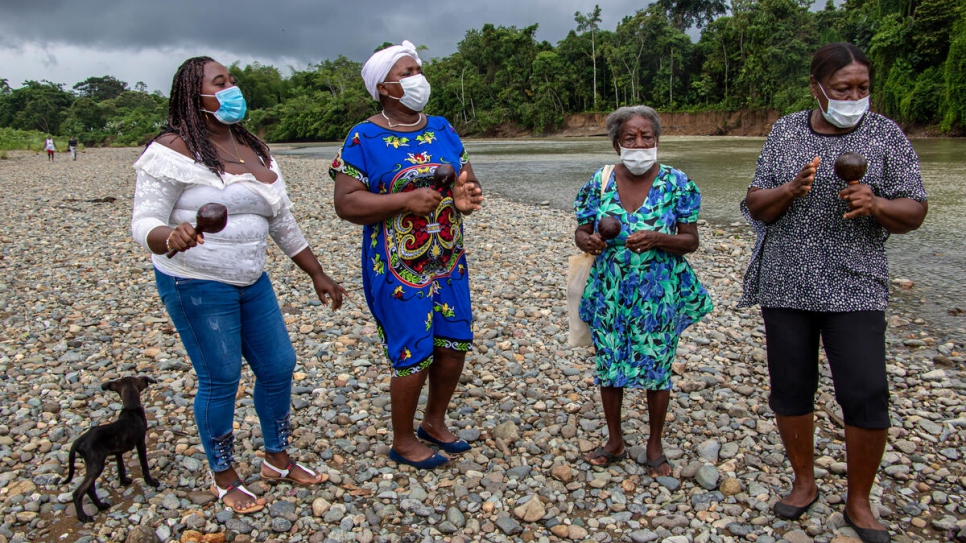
left=739, top=42, right=927, bottom=543
left=330, top=41, right=484, bottom=470
left=44, top=137, right=55, bottom=161
left=131, top=56, right=347, bottom=514
left=573, top=105, right=712, bottom=472
left=68, top=137, right=78, bottom=160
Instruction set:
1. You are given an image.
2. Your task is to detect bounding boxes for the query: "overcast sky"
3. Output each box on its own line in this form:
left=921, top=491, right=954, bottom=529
left=0, top=0, right=653, bottom=94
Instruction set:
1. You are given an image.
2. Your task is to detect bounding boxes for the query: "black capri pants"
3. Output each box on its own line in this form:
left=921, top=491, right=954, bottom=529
left=761, top=308, right=890, bottom=429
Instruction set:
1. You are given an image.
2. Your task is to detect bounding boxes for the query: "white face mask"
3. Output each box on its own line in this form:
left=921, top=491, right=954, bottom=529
left=818, top=83, right=869, bottom=128
left=620, top=145, right=657, bottom=175
left=384, top=74, right=431, bottom=112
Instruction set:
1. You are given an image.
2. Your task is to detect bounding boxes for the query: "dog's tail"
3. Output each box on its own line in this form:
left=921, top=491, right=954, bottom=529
left=60, top=439, right=79, bottom=484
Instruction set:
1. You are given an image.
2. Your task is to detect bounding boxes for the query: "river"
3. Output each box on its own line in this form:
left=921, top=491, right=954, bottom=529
left=278, top=136, right=966, bottom=339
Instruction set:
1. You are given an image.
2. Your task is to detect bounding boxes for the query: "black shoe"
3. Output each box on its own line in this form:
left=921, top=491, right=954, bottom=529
left=773, top=492, right=820, bottom=520
left=843, top=511, right=891, bottom=543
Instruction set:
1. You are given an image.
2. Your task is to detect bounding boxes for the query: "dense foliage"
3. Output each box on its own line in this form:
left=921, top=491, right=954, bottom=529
left=1, top=0, right=963, bottom=148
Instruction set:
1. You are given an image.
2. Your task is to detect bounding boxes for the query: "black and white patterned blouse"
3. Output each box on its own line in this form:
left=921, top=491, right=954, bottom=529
left=738, top=110, right=927, bottom=312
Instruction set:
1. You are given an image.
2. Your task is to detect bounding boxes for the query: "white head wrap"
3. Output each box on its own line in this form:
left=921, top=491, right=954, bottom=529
left=361, top=40, right=422, bottom=101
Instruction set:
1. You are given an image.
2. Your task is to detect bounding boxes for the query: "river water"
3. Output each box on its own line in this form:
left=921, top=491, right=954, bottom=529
left=279, top=136, right=965, bottom=339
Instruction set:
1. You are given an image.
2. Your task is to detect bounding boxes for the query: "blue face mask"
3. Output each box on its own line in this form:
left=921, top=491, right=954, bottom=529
left=201, top=86, right=247, bottom=124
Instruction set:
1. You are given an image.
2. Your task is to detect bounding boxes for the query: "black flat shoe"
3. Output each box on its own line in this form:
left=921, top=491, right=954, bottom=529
left=773, top=491, right=820, bottom=520
left=844, top=511, right=891, bottom=543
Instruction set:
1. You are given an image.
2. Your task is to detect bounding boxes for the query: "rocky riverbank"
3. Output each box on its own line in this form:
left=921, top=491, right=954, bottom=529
left=0, top=148, right=963, bottom=543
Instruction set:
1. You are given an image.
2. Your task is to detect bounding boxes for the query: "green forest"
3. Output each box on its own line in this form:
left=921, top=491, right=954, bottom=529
left=1, top=0, right=963, bottom=150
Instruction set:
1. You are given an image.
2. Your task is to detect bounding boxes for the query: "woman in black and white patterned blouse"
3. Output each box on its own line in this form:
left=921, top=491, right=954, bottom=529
left=739, top=43, right=927, bottom=543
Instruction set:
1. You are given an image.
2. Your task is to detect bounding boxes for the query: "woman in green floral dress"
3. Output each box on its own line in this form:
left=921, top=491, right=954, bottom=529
left=573, top=106, right=713, bottom=473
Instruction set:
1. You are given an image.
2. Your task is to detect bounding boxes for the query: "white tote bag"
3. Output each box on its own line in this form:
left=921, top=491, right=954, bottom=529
left=567, top=165, right=615, bottom=348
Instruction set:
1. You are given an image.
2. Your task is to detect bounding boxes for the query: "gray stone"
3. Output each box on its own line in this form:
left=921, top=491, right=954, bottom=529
left=458, top=428, right=481, bottom=442
left=271, top=517, right=293, bottom=532
left=629, top=529, right=659, bottom=543
left=495, top=513, right=523, bottom=535
left=656, top=476, right=680, bottom=491
left=695, top=464, right=720, bottom=490
left=696, top=439, right=721, bottom=463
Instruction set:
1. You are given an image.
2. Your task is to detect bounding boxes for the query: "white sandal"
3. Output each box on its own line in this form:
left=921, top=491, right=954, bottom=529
left=261, top=458, right=327, bottom=485
left=210, top=473, right=265, bottom=514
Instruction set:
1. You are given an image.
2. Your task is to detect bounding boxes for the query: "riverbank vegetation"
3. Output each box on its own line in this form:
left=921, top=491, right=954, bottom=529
left=1, top=0, right=963, bottom=147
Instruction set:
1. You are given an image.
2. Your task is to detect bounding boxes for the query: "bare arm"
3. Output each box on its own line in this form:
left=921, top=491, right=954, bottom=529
left=839, top=183, right=928, bottom=234
left=745, top=156, right=820, bottom=223
left=289, top=247, right=347, bottom=310
left=626, top=222, right=700, bottom=256
left=333, top=172, right=441, bottom=225
left=574, top=223, right=605, bottom=255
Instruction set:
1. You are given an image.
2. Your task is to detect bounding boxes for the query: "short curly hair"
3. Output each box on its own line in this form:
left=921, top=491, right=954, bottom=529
left=606, top=106, right=662, bottom=145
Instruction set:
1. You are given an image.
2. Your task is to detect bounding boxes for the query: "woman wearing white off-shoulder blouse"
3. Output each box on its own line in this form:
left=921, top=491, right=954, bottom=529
left=131, top=56, right=347, bottom=515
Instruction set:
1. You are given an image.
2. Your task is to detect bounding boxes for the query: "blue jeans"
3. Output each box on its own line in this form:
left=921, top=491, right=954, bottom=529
left=155, top=269, right=295, bottom=472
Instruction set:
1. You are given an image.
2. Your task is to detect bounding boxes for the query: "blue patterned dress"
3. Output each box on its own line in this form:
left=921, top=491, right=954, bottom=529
left=574, top=165, right=713, bottom=390
left=329, top=117, right=473, bottom=376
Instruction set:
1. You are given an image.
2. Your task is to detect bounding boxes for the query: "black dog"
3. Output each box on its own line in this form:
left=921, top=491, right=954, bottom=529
left=61, top=376, right=160, bottom=522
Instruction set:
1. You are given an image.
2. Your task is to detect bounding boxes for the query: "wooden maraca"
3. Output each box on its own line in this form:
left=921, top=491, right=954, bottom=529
left=433, top=164, right=456, bottom=192
left=597, top=216, right=621, bottom=240
left=834, top=152, right=868, bottom=185
left=166, top=202, right=228, bottom=258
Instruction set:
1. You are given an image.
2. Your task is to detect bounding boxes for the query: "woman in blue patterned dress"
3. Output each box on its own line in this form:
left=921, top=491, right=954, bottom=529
left=330, top=41, right=484, bottom=470
left=573, top=105, right=713, bottom=472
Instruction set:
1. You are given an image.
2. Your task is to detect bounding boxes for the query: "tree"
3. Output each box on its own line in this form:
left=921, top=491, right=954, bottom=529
left=655, top=0, right=727, bottom=31
left=575, top=5, right=603, bottom=109
left=0, top=80, right=74, bottom=134
left=73, top=76, right=128, bottom=102
left=913, top=0, right=958, bottom=68
left=229, top=62, right=288, bottom=110
left=941, top=0, right=966, bottom=132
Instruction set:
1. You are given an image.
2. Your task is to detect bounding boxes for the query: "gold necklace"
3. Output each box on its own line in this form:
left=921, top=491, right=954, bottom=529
left=211, top=131, right=245, bottom=164
left=381, top=110, right=423, bottom=128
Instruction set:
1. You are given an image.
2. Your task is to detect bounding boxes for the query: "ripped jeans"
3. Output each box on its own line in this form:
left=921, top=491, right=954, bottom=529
left=155, top=269, right=295, bottom=473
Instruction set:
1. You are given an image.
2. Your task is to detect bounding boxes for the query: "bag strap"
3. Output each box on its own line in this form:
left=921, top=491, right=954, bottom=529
left=600, top=165, right=616, bottom=197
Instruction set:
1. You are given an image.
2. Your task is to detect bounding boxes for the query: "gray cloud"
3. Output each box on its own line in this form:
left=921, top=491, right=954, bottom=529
left=0, top=0, right=647, bottom=90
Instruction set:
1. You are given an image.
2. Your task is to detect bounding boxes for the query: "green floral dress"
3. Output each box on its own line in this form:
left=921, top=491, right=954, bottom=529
left=574, top=165, right=713, bottom=390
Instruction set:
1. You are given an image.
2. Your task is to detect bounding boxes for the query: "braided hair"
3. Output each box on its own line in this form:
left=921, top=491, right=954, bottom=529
left=157, top=56, right=270, bottom=174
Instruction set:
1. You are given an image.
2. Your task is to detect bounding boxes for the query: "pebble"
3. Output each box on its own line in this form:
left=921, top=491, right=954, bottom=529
left=0, top=148, right=962, bottom=543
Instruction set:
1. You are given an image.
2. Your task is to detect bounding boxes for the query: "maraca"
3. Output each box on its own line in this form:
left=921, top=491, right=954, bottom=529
left=433, top=164, right=456, bottom=192
left=166, top=202, right=228, bottom=258
left=598, top=216, right=621, bottom=240
left=834, top=152, right=868, bottom=185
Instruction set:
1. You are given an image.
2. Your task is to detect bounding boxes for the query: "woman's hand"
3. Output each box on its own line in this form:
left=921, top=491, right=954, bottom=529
left=626, top=223, right=698, bottom=256
left=745, top=156, right=821, bottom=223
left=839, top=183, right=876, bottom=219
left=575, top=226, right=606, bottom=255
left=311, top=272, right=348, bottom=310
left=406, top=188, right=443, bottom=215
left=626, top=230, right=662, bottom=253
left=453, top=170, right=484, bottom=213
left=786, top=156, right=820, bottom=198
left=165, top=223, right=203, bottom=254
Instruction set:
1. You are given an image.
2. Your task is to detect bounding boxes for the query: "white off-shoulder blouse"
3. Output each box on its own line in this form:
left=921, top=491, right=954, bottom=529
left=131, top=143, right=308, bottom=286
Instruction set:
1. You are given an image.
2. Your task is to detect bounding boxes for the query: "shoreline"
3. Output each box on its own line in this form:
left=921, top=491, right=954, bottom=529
left=0, top=148, right=962, bottom=543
